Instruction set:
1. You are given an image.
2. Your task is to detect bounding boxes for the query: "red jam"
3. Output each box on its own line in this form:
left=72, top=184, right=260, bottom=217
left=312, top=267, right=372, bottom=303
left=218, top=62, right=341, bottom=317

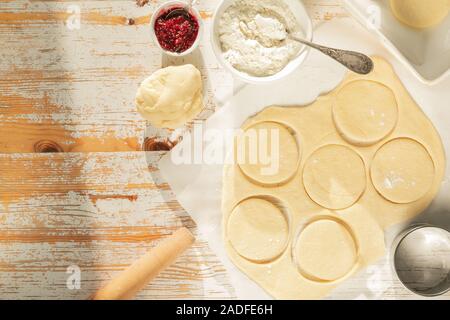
left=154, top=7, right=199, bottom=53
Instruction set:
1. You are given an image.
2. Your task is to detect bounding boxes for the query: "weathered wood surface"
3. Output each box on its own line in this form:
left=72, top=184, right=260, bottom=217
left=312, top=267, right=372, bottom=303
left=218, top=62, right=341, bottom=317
left=0, top=0, right=349, bottom=299
left=0, top=0, right=236, bottom=299
left=0, top=151, right=445, bottom=300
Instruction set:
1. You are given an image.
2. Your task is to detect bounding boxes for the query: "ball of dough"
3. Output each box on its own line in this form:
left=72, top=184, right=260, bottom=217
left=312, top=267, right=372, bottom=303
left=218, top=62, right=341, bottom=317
left=136, top=64, right=203, bottom=129
left=390, top=0, right=450, bottom=29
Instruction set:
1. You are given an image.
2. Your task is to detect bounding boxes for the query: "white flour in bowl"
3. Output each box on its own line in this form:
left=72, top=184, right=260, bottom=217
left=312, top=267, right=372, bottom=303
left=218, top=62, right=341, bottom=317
left=218, top=0, right=302, bottom=77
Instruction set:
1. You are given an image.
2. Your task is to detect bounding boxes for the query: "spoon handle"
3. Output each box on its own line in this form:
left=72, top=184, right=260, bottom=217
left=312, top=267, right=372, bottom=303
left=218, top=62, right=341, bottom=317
left=291, top=36, right=374, bottom=75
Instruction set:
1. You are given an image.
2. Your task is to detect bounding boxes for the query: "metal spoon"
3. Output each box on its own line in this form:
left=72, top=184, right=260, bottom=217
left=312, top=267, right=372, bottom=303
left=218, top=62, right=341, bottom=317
left=288, top=34, right=374, bottom=75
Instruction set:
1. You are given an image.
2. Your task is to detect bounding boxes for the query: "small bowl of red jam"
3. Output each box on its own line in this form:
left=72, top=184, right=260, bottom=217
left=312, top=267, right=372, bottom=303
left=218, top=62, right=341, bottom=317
left=151, top=1, right=202, bottom=56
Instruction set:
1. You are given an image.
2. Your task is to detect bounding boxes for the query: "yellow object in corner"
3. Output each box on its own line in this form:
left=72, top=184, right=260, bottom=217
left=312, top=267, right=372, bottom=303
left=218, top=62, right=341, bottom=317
left=390, top=0, right=450, bottom=29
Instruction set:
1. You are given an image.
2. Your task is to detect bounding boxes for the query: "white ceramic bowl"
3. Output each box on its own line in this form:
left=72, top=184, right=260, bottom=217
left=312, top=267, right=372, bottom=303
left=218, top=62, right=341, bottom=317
left=211, top=0, right=313, bottom=84
left=150, top=0, right=204, bottom=57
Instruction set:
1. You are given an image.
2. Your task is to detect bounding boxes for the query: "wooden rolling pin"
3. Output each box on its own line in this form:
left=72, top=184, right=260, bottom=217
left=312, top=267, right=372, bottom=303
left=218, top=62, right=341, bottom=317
left=91, top=227, right=195, bottom=300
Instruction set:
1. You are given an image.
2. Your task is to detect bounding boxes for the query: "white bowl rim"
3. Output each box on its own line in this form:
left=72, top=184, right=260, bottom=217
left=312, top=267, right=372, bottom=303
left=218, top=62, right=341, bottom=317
left=150, top=0, right=204, bottom=57
left=211, top=0, right=314, bottom=84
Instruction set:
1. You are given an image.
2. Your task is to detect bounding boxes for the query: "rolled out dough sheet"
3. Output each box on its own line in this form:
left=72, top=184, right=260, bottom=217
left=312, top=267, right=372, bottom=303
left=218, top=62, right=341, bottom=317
left=222, top=57, right=446, bottom=299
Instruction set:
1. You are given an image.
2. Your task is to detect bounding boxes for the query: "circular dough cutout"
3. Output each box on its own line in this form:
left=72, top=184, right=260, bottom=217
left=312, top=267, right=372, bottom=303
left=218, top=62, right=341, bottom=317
left=390, top=0, right=450, bottom=29
left=303, top=145, right=366, bottom=210
left=333, top=80, right=398, bottom=146
left=371, top=138, right=435, bottom=204
left=227, top=198, right=289, bottom=262
left=237, top=122, right=300, bottom=186
left=294, top=219, right=358, bottom=282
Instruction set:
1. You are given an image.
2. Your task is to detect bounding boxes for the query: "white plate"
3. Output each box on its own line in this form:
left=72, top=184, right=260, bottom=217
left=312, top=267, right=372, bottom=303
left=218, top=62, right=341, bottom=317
left=344, top=0, right=450, bottom=85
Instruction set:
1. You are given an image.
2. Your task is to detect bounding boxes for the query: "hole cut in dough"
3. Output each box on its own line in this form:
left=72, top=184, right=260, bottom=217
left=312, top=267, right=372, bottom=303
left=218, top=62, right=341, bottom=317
left=303, top=145, right=366, bottom=210
left=237, top=122, right=300, bottom=186
left=371, top=138, right=435, bottom=204
left=333, top=80, right=398, bottom=146
left=294, top=218, right=358, bottom=282
left=227, top=197, right=289, bottom=263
